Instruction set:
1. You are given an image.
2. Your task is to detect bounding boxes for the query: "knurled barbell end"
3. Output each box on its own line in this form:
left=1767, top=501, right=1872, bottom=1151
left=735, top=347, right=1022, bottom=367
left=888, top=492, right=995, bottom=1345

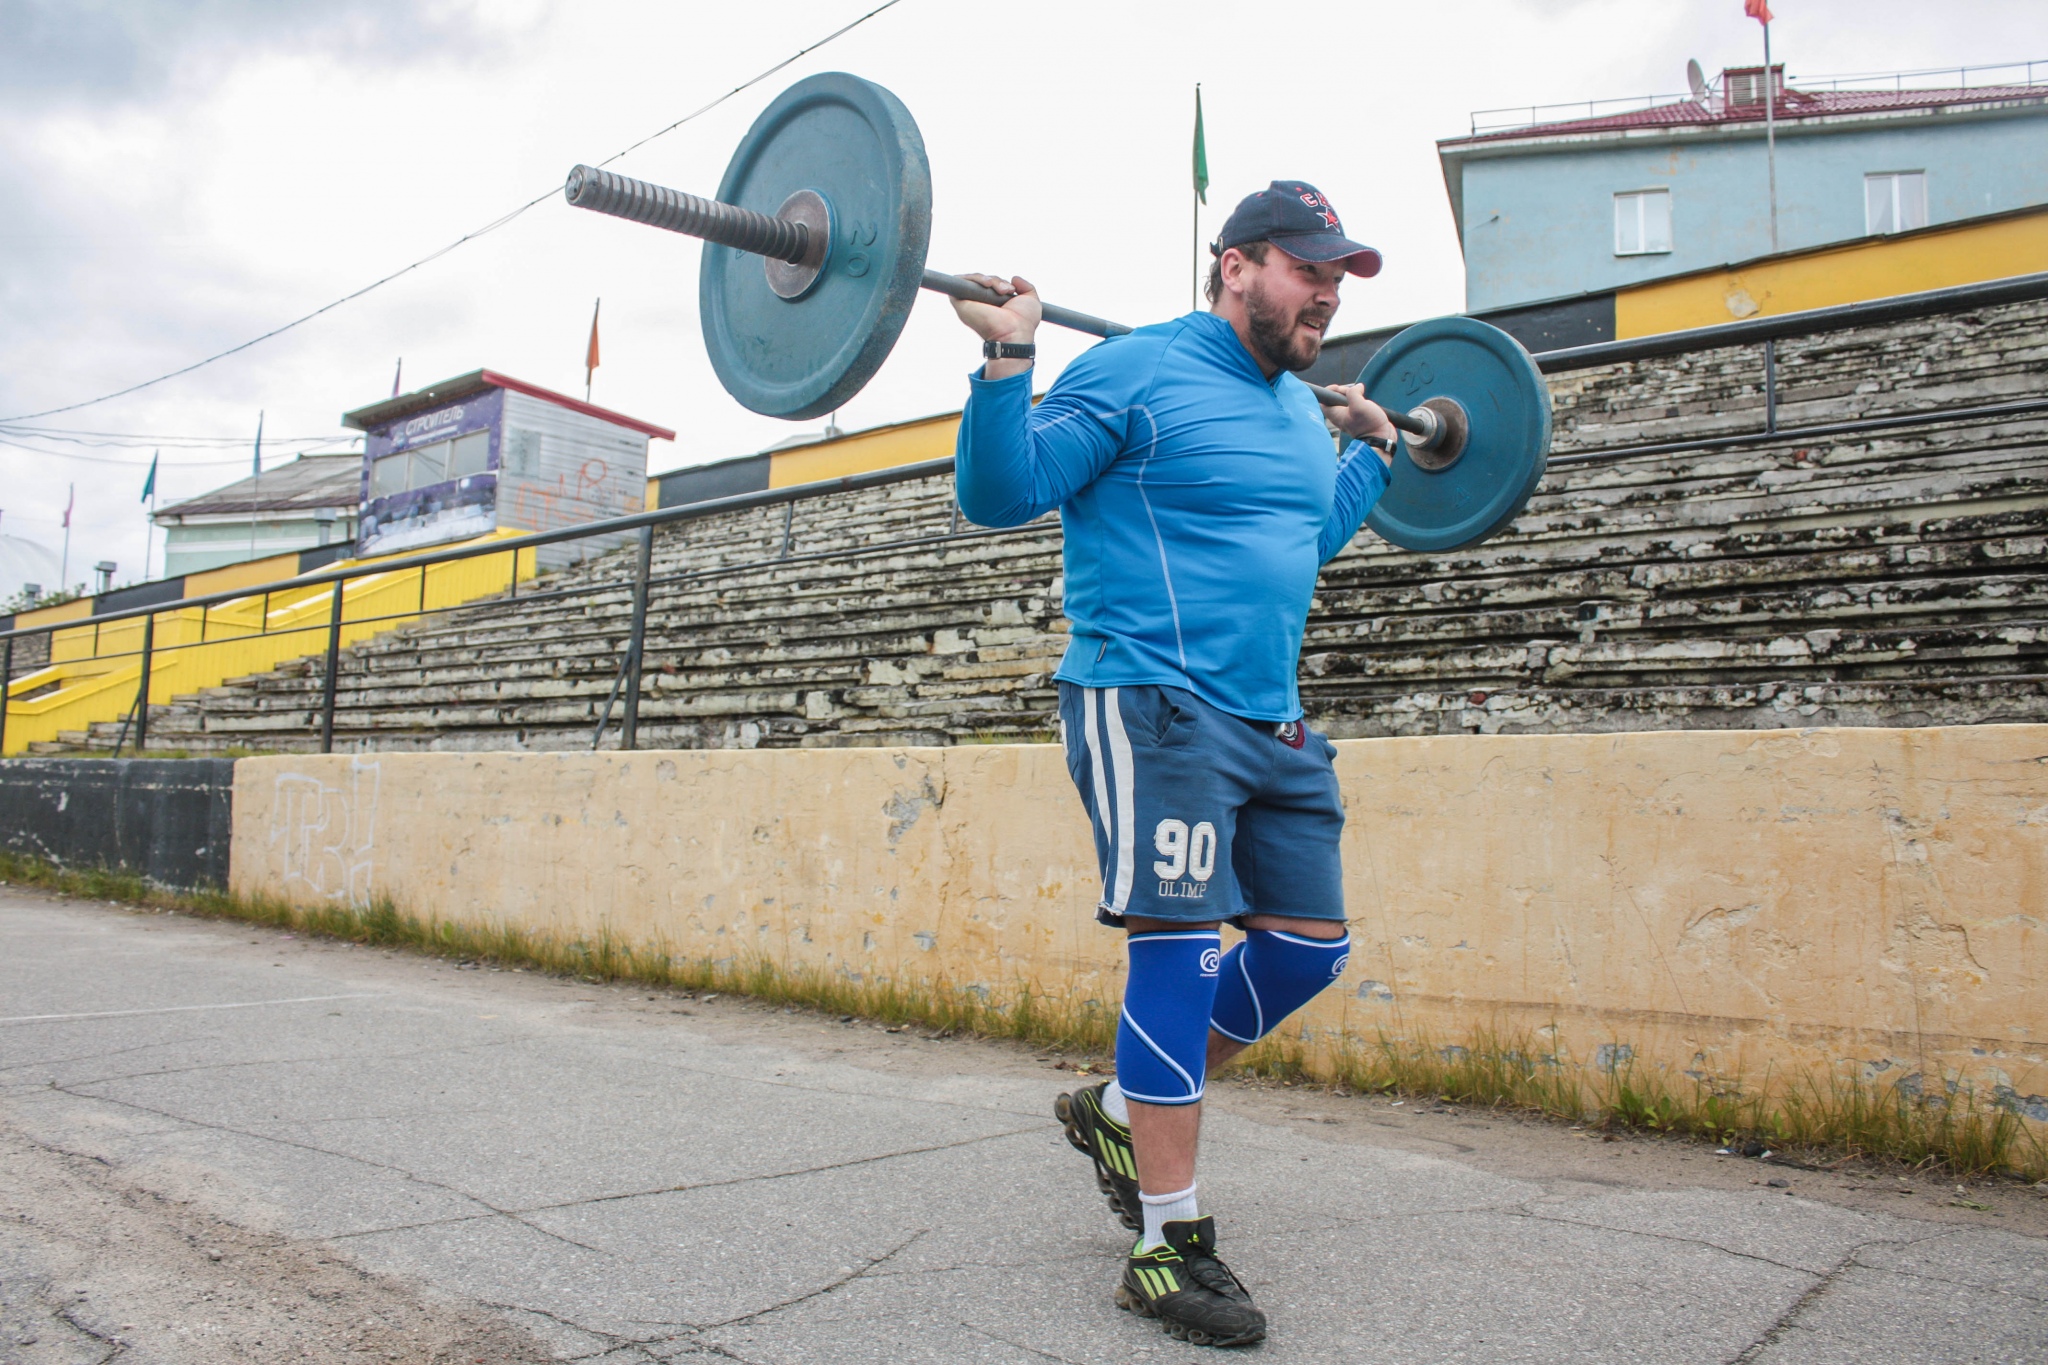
left=564, top=164, right=598, bottom=205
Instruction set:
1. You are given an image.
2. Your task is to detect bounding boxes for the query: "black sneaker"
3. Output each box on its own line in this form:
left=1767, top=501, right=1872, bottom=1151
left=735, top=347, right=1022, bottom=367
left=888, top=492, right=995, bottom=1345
left=1114, top=1216, right=1266, bottom=1347
left=1053, top=1081, right=1140, bottom=1231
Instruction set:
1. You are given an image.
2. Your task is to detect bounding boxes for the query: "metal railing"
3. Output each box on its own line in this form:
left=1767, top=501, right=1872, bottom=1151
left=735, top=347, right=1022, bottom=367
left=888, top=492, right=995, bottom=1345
left=3, top=270, right=2046, bottom=759
left=1786, top=59, right=2047, bottom=95
left=1468, top=58, right=2047, bottom=134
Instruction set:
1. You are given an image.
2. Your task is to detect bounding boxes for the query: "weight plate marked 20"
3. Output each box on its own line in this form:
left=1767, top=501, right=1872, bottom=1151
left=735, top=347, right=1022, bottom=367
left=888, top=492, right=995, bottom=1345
left=1360, top=317, right=1552, bottom=553
left=700, top=72, right=932, bottom=421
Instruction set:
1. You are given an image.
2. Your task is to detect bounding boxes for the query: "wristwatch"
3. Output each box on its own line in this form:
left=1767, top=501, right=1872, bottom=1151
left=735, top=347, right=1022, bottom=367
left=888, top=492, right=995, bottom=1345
left=982, top=340, right=1036, bottom=361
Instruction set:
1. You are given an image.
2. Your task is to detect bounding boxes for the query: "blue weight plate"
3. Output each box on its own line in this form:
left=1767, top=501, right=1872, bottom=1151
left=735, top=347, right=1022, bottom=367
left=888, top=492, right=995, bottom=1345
left=1360, top=316, right=1551, bottom=553
left=702, top=72, right=931, bottom=420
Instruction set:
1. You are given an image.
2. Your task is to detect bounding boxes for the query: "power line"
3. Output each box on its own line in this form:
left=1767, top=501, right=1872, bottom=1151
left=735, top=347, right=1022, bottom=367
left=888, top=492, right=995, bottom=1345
left=0, top=0, right=906, bottom=425
left=0, top=424, right=355, bottom=450
left=0, top=436, right=354, bottom=467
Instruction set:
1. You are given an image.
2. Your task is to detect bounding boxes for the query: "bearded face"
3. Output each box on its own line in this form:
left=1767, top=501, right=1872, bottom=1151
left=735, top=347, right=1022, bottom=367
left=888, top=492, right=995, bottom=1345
left=1241, top=266, right=1336, bottom=374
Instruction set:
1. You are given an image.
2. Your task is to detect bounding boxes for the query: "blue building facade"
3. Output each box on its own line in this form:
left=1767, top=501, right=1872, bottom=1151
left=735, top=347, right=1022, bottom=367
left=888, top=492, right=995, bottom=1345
left=1439, top=70, right=2048, bottom=312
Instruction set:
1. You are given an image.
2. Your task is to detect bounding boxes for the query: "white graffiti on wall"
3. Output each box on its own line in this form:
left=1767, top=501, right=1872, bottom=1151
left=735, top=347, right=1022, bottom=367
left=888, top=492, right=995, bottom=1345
left=270, top=760, right=381, bottom=903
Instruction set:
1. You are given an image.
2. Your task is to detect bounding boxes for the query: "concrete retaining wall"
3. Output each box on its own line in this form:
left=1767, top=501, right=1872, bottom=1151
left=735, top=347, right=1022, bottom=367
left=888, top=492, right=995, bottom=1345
left=228, top=725, right=2048, bottom=1116
left=0, top=757, right=236, bottom=889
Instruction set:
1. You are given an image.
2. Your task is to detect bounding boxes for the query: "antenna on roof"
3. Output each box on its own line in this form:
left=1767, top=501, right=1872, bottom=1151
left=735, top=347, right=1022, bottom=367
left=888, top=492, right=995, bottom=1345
left=1686, top=58, right=1710, bottom=102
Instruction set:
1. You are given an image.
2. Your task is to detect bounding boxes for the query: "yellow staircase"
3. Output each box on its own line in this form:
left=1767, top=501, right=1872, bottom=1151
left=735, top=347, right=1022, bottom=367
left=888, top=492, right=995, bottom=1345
left=3, top=533, right=536, bottom=755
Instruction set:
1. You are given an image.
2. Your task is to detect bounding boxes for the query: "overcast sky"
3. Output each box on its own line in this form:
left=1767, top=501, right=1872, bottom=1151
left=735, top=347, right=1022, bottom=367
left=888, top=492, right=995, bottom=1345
left=3, top=0, right=2043, bottom=592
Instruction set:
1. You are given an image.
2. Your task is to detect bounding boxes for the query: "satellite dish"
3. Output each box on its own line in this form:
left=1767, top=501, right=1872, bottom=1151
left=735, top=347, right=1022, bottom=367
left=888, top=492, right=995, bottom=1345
left=1687, top=58, right=1711, bottom=102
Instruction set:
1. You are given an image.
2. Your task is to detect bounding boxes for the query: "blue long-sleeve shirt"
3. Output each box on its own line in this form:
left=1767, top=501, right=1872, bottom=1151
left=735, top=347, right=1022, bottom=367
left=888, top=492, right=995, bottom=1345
left=956, top=310, right=1389, bottom=722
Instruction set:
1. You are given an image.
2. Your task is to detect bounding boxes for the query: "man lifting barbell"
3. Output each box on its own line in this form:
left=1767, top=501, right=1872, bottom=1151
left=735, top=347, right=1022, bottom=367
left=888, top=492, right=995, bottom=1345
left=949, top=182, right=1398, bottom=1348
left=562, top=67, right=1553, bottom=1347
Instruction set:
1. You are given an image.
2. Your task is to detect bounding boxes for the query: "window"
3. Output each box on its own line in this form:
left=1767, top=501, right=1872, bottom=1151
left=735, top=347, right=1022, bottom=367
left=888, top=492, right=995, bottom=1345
left=1865, top=172, right=1927, bottom=235
left=369, top=429, right=494, bottom=500
left=1614, top=189, right=1672, bottom=256
left=447, top=430, right=491, bottom=479
left=408, top=440, right=448, bottom=489
left=370, top=452, right=408, bottom=497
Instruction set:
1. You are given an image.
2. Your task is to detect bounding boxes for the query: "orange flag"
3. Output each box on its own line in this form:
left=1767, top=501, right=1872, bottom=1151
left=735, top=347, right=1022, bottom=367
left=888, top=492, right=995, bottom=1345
left=584, top=298, right=601, bottom=399
left=1745, top=0, right=1772, bottom=21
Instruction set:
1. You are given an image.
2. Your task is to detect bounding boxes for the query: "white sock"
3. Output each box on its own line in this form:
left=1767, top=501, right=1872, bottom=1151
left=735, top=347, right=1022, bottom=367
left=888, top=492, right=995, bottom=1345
left=1138, top=1183, right=1199, bottom=1250
left=1101, top=1080, right=1131, bottom=1126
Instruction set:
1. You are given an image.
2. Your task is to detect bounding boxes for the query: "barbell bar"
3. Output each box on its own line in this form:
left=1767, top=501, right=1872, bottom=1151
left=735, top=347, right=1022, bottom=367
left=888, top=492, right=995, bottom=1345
left=562, top=163, right=1442, bottom=428
left=561, top=71, right=1549, bottom=551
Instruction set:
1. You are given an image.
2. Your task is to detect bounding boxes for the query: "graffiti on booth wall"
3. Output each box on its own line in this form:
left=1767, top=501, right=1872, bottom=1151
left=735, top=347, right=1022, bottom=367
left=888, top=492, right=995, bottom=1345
left=270, top=759, right=381, bottom=903
left=501, top=456, right=636, bottom=530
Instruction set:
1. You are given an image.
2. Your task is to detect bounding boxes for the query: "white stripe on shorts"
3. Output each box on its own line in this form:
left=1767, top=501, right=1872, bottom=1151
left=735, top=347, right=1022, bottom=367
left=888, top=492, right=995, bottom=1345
left=1102, top=687, right=1137, bottom=915
left=1082, top=688, right=1114, bottom=899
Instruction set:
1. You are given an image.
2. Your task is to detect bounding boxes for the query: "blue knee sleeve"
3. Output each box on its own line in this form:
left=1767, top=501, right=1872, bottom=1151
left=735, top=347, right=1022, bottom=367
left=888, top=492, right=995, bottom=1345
left=1210, top=928, right=1351, bottom=1044
left=1115, top=930, right=1222, bottom=1106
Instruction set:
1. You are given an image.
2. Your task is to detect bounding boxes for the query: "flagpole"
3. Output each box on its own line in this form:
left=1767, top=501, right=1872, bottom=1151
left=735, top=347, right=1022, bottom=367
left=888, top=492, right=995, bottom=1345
left=144, top=450, right=158, bottom=582
left=1763, top=21, right=1778, bottom=253
left=1191, top=83, right=1207, bottom=313
left=249, top=411, right=263, bottom=565
left=60, top=482, right=73, bottom=592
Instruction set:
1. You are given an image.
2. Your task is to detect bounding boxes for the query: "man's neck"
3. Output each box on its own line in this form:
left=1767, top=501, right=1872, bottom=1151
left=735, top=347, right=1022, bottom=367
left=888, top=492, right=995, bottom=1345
left=1209, top=303, right=1281, bottom=379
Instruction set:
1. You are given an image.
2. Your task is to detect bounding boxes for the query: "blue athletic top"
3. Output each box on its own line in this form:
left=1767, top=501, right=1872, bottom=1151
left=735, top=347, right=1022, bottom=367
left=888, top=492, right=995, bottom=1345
left=955, top=310, right=1390, bottom=722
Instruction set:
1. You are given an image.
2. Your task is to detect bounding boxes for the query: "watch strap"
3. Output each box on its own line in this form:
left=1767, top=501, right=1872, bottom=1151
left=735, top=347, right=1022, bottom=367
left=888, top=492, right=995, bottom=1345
left=982, top=340, right=1036, bottom=361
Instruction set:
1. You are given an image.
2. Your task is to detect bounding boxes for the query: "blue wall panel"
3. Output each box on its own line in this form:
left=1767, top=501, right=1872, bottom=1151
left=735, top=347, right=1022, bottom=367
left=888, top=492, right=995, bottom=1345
left=1458, top=111, right=2048, bottom=311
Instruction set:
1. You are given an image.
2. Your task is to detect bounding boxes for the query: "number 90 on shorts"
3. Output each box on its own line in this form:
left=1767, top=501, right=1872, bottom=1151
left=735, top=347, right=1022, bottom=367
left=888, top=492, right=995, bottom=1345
left=1153, top=819, right=1217, bottom=887
left=1057, top=681, right=1350, bottom=928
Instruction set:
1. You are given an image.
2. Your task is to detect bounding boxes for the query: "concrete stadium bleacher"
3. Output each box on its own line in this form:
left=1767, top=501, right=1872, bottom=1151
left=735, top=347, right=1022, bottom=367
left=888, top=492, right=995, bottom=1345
left=42, top=293, right=2048, bottom=754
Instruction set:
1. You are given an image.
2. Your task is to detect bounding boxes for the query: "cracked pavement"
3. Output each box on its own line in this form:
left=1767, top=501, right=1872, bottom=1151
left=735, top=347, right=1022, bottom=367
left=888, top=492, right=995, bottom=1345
left=2, top=889, right=2044, bottom=1363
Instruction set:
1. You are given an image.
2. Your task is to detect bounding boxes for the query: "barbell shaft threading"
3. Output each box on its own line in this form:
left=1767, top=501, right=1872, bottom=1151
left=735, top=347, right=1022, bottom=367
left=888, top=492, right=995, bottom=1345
left=565, top=165, right=812, bottom=265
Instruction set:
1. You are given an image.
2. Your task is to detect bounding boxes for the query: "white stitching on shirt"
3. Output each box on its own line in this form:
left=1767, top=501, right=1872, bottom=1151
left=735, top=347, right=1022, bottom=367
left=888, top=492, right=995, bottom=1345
left=1029, top=399, right=1188, bottom=671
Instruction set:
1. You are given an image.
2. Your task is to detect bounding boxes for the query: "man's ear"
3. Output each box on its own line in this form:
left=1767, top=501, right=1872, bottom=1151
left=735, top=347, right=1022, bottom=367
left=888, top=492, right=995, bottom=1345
left=1219, top=247, right=1251, bottom=296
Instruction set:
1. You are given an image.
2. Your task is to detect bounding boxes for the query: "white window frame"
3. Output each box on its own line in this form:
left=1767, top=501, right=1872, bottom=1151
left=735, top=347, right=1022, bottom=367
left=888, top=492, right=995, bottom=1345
left=1613, top=188, right=1673, bottom=257
left=1864, top=171, right=1928, bottom=236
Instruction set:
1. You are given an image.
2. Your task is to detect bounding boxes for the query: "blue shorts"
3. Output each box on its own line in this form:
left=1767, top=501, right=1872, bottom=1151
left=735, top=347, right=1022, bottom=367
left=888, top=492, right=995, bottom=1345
left=1057, top=682, right=1346, bottom=928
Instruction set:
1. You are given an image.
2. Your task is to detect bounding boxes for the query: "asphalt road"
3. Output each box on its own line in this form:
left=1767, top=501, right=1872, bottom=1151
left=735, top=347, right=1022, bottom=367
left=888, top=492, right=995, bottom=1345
left=2, top=888, right=2044, bottom=1364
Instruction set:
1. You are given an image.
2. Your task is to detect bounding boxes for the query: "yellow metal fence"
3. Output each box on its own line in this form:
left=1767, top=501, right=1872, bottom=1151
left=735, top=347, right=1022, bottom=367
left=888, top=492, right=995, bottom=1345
left=3, top=532, right=536, bottom=755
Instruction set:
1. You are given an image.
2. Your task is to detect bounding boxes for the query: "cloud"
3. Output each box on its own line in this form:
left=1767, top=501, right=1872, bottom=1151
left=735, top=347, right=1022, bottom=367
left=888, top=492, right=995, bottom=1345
left=0, top=0, right=504, bottom=110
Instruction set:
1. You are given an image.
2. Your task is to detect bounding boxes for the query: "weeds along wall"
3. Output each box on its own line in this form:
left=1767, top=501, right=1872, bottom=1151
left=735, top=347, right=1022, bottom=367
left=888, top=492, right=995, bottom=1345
left=230, top=724, right=2048, bottom=1126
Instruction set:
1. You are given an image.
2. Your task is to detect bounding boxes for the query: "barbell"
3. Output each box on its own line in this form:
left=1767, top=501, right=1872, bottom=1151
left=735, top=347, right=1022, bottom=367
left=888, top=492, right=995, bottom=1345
left=562, top=71, right=1550, bottom=552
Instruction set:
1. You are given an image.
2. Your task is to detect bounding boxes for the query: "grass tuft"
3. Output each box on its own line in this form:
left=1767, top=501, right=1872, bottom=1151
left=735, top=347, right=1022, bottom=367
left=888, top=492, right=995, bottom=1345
left=4, top=850, right=2040, bottom=1179
left=1223, top=1023, right=2044, bottom=1180
left=0, top=851, right=1117, bottom=1056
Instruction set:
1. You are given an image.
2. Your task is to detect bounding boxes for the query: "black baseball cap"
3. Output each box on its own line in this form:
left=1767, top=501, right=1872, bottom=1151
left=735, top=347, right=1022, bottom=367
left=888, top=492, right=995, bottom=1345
left=1213, top=180, right=1381, bottom=278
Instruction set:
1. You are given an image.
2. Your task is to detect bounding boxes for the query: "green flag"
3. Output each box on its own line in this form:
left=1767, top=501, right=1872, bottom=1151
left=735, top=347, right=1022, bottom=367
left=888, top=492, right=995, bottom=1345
left=1192, top=85, right=1208, bottom=205
left=140, top=451, right=157, bottom=502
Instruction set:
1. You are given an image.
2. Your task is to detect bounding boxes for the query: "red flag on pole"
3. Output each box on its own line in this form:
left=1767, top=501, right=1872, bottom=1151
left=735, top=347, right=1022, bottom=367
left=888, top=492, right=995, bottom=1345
left=61, top=484, right=73, bottom=529
left=584, top=298, right=601, bottom=402
left=1745, top=0, right=1773, bottom=21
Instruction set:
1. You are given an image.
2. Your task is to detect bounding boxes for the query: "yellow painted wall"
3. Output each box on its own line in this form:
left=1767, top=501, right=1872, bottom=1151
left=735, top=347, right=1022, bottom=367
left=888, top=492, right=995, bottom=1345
left=231, top=725, right=2048, bottom=1120
left=183, top=552, right=309, bottom=597
left=767, top=413, right=960, bottom=488
left=8, top=598, right=93, bottom=633
left=3, top=534, right=537, bottom=754
left=1615, top=206, right=2048, bottom=338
